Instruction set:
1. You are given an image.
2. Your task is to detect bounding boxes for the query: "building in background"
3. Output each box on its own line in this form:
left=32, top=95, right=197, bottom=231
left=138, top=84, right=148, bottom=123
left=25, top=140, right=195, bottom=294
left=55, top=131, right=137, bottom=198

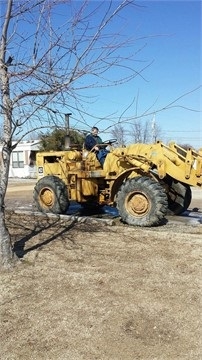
left=0, top=140, right=40, bottom=178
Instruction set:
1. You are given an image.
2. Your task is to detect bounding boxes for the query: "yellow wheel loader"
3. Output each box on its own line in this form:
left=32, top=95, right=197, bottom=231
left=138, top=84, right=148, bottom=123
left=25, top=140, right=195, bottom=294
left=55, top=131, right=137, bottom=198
left=34, top=140, right=202, bottom=227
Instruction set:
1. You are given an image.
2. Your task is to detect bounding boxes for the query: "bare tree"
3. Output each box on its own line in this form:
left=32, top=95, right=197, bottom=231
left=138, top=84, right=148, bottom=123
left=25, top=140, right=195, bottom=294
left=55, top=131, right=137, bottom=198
left=110, top=124, right=126, bottom=146
left=0, top=0, right=148, bottom=267
left=130, top=118, right=162, bottom=144
left=131, top=119, right=150, bottom=143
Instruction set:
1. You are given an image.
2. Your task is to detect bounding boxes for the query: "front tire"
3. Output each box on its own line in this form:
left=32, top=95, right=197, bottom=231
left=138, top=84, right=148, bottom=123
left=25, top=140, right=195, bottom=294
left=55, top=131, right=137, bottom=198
left=33, top=175, right=69, bottom=214
left=117, top=177, right=168, bottom=227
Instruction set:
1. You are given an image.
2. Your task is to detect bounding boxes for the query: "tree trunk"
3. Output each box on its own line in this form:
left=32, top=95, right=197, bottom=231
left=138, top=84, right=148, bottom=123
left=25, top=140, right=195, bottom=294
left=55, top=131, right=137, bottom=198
left=0, top=0, right=17, bottom=267
left=0, top=146, right=16, bottom=268
left=0, top=206, right=15, bottom=268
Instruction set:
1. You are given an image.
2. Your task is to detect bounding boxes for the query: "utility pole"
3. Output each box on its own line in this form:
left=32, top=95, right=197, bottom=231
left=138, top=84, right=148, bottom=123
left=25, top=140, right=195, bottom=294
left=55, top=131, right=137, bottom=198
left=151, top=113, right=156, bottom=142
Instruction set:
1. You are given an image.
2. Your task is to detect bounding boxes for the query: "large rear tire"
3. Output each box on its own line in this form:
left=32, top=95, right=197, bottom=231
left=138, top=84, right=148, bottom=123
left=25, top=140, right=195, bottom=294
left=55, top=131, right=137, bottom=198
left=33, top=175, right=69, bottom=214
left=117, top=177, right=168, bottom=227
left=163, top=176, right=192, bottom=215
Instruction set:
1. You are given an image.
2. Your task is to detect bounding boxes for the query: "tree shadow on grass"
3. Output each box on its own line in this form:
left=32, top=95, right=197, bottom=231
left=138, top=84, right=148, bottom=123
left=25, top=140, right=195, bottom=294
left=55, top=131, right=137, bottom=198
left=9, top=214, right=77, bottom=258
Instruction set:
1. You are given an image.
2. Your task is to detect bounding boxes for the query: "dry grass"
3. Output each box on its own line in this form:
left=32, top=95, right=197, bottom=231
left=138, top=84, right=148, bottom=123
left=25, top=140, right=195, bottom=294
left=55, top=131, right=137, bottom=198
left=0, top=211, right=201, bottom=360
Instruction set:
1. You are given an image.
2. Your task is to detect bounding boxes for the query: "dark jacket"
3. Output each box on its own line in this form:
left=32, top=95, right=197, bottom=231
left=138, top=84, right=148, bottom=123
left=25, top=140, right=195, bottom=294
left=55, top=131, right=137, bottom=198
left=84, top=134, right=102, bottom=151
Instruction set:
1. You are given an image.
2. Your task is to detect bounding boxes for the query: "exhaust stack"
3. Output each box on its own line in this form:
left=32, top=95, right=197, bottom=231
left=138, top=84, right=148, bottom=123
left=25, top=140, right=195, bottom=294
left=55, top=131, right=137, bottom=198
left=64, top=113, right=72, bottom=150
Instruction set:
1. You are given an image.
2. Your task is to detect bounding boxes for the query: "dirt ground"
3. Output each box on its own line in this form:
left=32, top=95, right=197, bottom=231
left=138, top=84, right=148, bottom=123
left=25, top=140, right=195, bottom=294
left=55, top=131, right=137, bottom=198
left=0, top=179, right=202, bottom=360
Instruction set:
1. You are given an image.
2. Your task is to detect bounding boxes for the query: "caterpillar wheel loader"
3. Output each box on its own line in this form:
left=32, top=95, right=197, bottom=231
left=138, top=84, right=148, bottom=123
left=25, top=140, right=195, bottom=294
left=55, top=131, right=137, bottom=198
left=34, top=139, right=202, bottom=227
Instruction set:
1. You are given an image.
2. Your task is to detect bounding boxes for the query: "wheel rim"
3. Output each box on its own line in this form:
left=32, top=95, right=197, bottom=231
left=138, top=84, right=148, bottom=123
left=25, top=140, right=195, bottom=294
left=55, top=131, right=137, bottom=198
left=39, top=187, right=55, bottom=208
left=125, top=191, right=151, bottom=217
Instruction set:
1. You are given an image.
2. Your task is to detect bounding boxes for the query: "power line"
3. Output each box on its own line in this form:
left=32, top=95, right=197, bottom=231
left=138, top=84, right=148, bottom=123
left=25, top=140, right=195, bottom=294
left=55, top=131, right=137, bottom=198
left=163, top=131, right=201, bottom=133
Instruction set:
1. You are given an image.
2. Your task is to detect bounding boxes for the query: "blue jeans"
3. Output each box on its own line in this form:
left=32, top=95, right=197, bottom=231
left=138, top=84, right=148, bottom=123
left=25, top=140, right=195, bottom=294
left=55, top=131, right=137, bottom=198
left=96, top=149, right=109, bottom=166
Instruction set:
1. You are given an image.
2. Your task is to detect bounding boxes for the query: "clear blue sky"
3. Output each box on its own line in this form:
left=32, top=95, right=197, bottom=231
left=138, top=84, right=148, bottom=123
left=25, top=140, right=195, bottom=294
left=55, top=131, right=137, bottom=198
left=58, top=0, right=199, bottom=149
left=81, top=0, right=201, bottom=148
